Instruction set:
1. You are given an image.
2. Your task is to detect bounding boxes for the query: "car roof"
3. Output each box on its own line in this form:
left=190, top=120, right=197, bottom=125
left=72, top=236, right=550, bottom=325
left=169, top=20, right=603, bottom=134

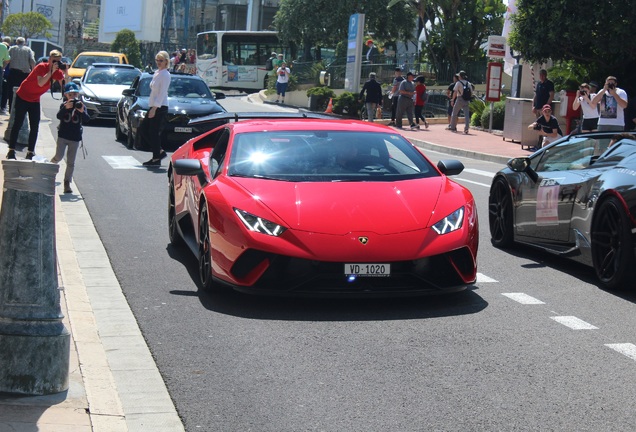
left=87, top=63, right=137, bottom=70
left=74, top=51, right=125, bottom=56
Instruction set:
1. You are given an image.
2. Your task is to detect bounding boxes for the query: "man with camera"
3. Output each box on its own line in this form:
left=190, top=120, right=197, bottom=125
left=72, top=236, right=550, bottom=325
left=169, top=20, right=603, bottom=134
left=6, top=49, right=67, bottom=160
left=591, top=76, right=628, bottom=132
left=528, top=104, right=563, bottom=148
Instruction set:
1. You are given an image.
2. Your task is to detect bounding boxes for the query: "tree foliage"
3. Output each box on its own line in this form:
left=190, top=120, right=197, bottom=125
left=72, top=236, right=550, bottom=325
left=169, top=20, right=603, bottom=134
left=389, top=0, right=505, bottom=76
left=2, top=12, right=52, bottom=41
left=111, top=29, right=142, bottom=68
left=273, top=0, right=416, bottom=61
left=509, top=0, right=636, bottom=94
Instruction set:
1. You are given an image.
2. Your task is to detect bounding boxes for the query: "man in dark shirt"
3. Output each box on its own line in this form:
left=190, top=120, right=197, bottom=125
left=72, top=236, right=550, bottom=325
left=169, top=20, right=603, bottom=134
left=359, top=72, right=382, bottom=122
left=532, top=69, right=555, bottom=116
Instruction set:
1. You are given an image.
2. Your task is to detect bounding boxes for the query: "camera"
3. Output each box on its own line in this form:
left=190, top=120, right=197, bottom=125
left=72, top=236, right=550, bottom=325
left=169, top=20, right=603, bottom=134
left=53, top=60, right=67, bottom=71
left=533, top=123, right=542, bottom=131
left=608, top=83, right=615, bottom=90
left=70, top=98, right=83, bottom=109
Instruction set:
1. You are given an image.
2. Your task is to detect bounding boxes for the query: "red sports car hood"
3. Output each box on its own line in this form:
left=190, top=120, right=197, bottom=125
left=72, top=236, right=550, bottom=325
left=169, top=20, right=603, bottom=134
left=231, top=178, right=448, bottom=235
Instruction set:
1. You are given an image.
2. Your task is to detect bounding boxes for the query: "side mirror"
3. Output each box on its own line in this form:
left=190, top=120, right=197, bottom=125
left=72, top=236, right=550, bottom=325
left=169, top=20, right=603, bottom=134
left=437, top=159, right=464, bottom=176
left=173, top=158, right=208, bottom=186
left=214, top=91, right=226, bottom=100
left=122, top=88, right=134, bottom=97
left=507, top=157, right=539, bottom=183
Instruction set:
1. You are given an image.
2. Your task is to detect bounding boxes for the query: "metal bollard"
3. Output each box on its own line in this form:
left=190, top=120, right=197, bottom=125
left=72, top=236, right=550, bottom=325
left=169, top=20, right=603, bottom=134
left=2, top=87, right=30, bottom=146
left=0, top=160, right=70, bottom=395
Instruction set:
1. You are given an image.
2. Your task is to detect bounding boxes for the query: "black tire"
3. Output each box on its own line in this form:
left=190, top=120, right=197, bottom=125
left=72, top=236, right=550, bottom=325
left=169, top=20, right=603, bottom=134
left=591, top=196, right=635, bottom=289
left=115, top=116, right=125, bottom=142
left=168, top=176, right=184, bottom=247
left=126, top=120, right=135, bottom=149
left=198, top=203, right=216, bottom=291
left=489, top=178, right=514, bottom=248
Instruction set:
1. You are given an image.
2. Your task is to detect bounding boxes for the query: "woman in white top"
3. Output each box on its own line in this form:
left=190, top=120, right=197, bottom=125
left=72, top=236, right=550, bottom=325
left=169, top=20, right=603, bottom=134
left=142, top=50, right=172, bottom=166
left=572, top=83, right=599, bottom=132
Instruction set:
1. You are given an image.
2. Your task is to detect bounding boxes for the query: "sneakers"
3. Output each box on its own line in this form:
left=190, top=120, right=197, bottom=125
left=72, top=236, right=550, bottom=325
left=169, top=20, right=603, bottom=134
left=142, top=158, right=161, bottom=166
left=6, top=149, right=16, bottom=160
left=410, top=124, right=419, bottom=130
left=448, top=128, right=457, bottom=132
left=463, top=130, right=469, bottom=135
left=63, top=181, right=73, bottom=194
left=424, top=122, right=429, bottom=129
left=26, top=151, right=35, bottom=160
left=275, top=99, right=279, bottom=103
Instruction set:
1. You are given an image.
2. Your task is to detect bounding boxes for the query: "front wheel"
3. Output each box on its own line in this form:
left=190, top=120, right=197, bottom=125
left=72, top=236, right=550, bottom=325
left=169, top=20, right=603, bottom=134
left=489, top=178, right=514, bottom=248
left=168, top=176, right=184, bottom=247
left=126, top=120, right=135, bottom=149
left=591, top=196, right=635, bottom=289
left=198, top=204, right=216, bottom=291
left=115, top=116, right=125, bottom=142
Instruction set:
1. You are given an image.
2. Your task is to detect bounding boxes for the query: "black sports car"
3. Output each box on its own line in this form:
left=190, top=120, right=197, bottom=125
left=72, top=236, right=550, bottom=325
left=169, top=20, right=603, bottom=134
left=115, top=71, right=227, bottom=151
left=489, top=131, right=636, bottom=289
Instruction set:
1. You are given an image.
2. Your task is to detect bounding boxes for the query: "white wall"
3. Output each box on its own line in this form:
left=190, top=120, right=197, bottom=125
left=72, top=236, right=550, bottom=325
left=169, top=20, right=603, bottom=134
left=98, top=0, right=162, bottom=43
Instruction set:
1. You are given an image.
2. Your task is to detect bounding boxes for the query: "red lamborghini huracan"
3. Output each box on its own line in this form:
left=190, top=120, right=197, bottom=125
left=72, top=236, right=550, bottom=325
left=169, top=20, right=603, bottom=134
left=168, top=114, right=478, bottom=296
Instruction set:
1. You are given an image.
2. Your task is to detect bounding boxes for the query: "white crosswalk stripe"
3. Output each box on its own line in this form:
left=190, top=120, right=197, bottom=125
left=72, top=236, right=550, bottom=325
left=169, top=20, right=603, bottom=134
left=606, top=343, right=636, bottom=361
left=502, top=292, right=545, bottom=304
left=477, top=273, right=498, bottom=283
left=102, top=156, right=145, bottom=169
left=551, top=316, right=598, bottom=330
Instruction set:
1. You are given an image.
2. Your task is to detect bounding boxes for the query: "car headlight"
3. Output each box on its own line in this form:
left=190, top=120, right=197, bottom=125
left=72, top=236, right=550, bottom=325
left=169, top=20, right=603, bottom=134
left=234, top=208, right=286, bottom=236
left=432, top=207, right=464, bottom=235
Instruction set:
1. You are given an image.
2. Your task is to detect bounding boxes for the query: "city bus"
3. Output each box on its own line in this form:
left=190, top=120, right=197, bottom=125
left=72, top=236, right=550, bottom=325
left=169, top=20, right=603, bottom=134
left=196, top=31, right=288, bottom=91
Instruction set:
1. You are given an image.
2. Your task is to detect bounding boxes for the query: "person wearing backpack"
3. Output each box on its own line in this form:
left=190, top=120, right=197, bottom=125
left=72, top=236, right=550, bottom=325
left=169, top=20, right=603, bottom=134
left=449, top=70, right=473, bottom=134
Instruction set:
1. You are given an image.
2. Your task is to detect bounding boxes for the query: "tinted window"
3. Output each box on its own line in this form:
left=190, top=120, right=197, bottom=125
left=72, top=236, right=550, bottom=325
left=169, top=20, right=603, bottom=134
left=85, top=67, right=140, bottom=85
left=137, top=76, right=213, bottom=98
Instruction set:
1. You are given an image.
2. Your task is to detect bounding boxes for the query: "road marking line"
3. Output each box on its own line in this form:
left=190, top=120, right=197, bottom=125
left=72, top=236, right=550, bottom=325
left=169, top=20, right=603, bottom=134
left=476, top=273, right=498, bottom=283
left=605, top=343, right=636, bottom=361
left=464, top=168, right=495, bottom=178
left=502, top=292, right=545, bottom=304
left=550, top=316, right=598, bottom=330
left=102, top=155, right=145, bottom=169
left=455, top=178, right=491, bottom=188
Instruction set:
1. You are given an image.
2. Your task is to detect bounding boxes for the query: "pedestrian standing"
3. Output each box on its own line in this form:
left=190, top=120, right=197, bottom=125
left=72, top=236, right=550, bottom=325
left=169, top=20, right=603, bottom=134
left=388, top=67, right=404, bottom=126
left=591, top=76, right=628, bottom=132
left=449, top=71, right=473, bottom=134
left=50, top=83, right=90, bottom=194
left=6, top=49, right=67, bottom=160
left=395, top=72, right=417, bottom=130
left=446, top=74, right=458, bottom=127
left=0, top=38, right=10, bottom=114
left=275, top=61, right=290, bottom=104
left=359, top=72, right=382, bottom=122
left=414, top=76, right=429, bottom=129
left=140, top=51, right=171, bottom=166
left=532, top=69, right=555, bottom=116
left=7, top=37, right=36, bottom=112
left=571, top=83, right=599, bottom=132
left=0, top=37, right=10, bottom=114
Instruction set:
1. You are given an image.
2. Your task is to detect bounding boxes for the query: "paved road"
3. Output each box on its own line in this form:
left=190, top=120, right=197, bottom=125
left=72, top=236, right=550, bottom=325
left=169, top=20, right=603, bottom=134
left=41, top=94, right=636, bottom=431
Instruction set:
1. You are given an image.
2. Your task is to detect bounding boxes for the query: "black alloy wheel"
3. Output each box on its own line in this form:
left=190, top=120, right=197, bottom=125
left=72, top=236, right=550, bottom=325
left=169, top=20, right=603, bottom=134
left=489, top=178, right=514, bottom=248
left=198, top=203, right=216, bottom=291
left=591, top=196, right=635, bottom=289
left=168, top=176, right=183, bottom=247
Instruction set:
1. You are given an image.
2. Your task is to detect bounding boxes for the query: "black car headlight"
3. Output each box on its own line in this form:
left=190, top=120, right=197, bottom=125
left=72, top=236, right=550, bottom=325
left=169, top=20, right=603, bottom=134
left=234, top=208, right=287, bottom=236
left=431, top=207, right=464, bottom=235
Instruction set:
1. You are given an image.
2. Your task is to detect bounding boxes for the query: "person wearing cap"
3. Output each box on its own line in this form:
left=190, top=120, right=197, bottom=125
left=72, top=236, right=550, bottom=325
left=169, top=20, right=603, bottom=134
left=395, top=72, right=417, bottom=130
left=449, top=70, right=473, bottom=134
left=591, top=76, right=628, bottom=132
left=359, top=72, right=382, bottom=122
left=266, top=52, right=277, bottom=71
left=528, top=104, right=563, bottom=148
left=572, top=83, right=599, bottom=132
left=365, top=39, right=378, bottom=63
left=388, top=67, right=404, bottom=126
left=7, top=49, right=67, bottom=160
left=50, top=82, right=90, bottom=193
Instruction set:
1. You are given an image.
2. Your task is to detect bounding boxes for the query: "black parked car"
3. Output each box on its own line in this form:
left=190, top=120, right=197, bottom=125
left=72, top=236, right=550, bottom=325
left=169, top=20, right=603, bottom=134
left=115, top=71, right=227, bottom=151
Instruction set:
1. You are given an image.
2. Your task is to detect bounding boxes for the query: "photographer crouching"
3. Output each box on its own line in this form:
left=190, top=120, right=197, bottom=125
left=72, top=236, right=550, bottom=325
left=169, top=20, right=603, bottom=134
left=6, top=49, right=68, bottom=160
left=50, top=83, right=89, bottom=194
left=528, top=104, right=563, bottom=149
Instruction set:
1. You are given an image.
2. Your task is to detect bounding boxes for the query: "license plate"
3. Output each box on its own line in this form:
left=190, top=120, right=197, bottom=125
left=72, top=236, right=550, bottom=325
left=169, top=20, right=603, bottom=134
left=344, top=263, right=390, bottom=277
left=174, top=127, right=192, bottom=133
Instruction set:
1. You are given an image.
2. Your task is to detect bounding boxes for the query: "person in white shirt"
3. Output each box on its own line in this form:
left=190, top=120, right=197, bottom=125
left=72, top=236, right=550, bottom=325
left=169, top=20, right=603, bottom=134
left=275, top=62, right=290, bottom=104
left=141, top=51, right=171, bottom=166
left=572, top=83, right=599, bottom=132
left=591, top=76, right=628, bottom=132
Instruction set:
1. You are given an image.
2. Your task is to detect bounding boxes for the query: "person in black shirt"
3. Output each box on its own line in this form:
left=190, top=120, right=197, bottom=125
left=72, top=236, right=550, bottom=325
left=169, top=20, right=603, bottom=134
left=50, top=82, right=90, bottom=193
left=528, top=104, right=563, bottom=148
left=532, top=69, right=555, bottom=116
left=359, top=72, right=383, bottom=122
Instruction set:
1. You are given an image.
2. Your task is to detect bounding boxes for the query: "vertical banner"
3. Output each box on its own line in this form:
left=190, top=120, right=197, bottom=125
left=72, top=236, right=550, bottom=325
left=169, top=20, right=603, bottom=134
left=486, top=62, right=503, bottom=102
left=345, top=13, right=365, bottom=92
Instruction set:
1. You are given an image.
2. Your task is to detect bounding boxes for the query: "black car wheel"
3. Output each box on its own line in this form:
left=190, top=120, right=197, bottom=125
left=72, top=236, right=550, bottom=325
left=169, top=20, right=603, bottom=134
left=126, top=120, right=135, bottom=149
left=489, top=178, right=514, bottom=247
left=168, top=176, right=184, bottom=247
left=198, top=203, right=216, bottom=291
left=115, top=116, right=125, bottom=142
left=591, top=196, right=635, bottom=289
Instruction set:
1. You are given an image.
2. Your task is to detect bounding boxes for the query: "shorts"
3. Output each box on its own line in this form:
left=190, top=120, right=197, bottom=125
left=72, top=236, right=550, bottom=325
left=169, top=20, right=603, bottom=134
left=447, top=103, right=453, bottom=116
left=581, top=117, right=599, bottom=131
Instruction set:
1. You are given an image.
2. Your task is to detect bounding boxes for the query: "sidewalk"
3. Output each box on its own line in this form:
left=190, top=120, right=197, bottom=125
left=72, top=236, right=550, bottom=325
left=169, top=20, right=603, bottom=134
left=0, top=93, right=526, bottom=431
left=0, top=101, right=184, bottom=432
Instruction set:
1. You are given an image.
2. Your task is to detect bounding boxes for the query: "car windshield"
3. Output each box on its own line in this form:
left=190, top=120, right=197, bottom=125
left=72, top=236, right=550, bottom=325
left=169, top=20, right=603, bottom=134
left=74, top=55, right=120, bottom=69
left=137, top=77, right=213, bottom=98
left=227, top=130, right=439, bottom=182
left=85, top=68, right=140, bottom=85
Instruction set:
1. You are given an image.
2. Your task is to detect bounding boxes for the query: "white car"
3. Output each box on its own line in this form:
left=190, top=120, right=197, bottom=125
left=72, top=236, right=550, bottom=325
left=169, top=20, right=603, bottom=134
left=74, top=63, right=141, bottom=120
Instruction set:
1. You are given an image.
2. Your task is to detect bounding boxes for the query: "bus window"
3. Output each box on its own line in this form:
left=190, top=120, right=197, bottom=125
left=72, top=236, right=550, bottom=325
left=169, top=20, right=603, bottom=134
left=197, top=33, right=217, bottom=60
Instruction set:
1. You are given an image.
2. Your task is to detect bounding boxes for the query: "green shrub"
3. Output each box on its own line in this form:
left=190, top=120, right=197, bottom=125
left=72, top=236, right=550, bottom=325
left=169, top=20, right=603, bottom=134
left=480, top=100, right=506, bottom=130
left=306, top=86, right=336, bottom=111
left=333, top=92, right=362, bottom=117
left=469, top=97, right=486, bottom=127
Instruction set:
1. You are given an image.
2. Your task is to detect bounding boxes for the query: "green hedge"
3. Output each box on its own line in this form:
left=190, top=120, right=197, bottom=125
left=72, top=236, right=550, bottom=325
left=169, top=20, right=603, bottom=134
left=480, top=100, right=506, bottom=130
